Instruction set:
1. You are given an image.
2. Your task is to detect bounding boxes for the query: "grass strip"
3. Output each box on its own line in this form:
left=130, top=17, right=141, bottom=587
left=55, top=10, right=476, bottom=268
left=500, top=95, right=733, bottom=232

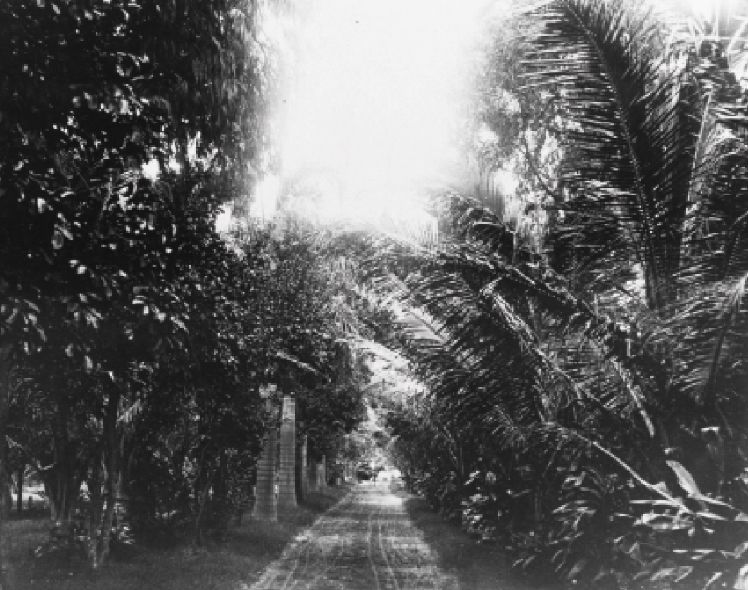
left=7, top=486, right=350, bottom=590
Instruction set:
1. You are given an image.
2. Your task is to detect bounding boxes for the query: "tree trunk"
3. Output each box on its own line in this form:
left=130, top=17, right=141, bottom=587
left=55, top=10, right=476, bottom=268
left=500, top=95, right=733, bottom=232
left=171, top=437, right=190, bottom=520
left=99, top=488, right=117, bottom=564
left=47, top=399, right=84, bottom=525
left=194, top=479, right=211, bottom=546
left=0, top=343, right=14, bottom=589
left=212, top=449, right=229, bottom=533
left=44, top=470, right=81, bottom=525
left=86, top=460, right=104, bottom=569
left=193, top=441, right=213, bottom=545
left=98, top=390, right=121, bottom=566
left=85, top=389, right=121, bottom=569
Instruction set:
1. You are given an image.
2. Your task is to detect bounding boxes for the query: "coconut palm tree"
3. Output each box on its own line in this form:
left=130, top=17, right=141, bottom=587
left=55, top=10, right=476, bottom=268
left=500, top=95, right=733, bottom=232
left=517, top=0, right=748, bottom=460
left=376, top=0, right=748, bottom=586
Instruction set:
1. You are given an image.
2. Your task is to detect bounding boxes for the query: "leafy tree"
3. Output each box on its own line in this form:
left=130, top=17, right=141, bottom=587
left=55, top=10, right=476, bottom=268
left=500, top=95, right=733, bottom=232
left=0, top=0, right=272, bottom=578
left=243, top=225, right=368, bottom=462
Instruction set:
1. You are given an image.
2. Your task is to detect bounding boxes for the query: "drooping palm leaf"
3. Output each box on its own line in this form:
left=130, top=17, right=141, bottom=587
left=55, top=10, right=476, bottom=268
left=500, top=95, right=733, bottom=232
left=519, top=0, right=748, bottom=438
left=522, top=0, right=704, bottom=310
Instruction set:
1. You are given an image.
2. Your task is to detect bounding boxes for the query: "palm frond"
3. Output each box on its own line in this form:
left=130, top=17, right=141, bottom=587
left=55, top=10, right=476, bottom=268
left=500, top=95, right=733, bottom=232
left=522, top=0, right=705, bottom=310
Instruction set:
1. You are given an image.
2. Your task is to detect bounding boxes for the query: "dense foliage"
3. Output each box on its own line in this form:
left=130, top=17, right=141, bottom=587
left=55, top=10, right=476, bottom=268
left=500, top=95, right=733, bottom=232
left=0, top=1, right=366, bottom=586
left=379, top=1, right=748, bottom=588
left=4, top=1, right=748, bottom=589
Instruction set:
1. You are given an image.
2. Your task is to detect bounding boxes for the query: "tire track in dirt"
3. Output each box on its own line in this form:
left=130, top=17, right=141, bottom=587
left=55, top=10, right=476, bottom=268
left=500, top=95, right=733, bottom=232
left=377, top=516, right=400, bottom=590
left=247, top=481, right=459, bottom=590
left=366, top=510, right=382, bottom=590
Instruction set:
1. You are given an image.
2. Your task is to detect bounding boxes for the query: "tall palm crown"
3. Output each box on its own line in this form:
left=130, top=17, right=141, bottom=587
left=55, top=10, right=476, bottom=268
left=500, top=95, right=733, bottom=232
left=518, top=0, right=748, bottom=411
left=376, top=0, right=748, bottom=585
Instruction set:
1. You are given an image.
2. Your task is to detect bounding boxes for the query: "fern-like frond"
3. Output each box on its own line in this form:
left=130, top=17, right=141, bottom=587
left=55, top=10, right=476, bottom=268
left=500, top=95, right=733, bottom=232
left=523, top=0, right=703, bottom=310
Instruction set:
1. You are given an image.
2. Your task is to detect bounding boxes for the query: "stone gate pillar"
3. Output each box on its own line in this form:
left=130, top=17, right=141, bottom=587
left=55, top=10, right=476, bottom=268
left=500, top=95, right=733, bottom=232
left=253, top=424, right=278, bottom=521
left=316, top=455, right=327, bottom=489
left=298, top=434, right=308, bottom=501
left=277, top=395, right=297, bottom=509
left=308, top=461, right=318, bottom=492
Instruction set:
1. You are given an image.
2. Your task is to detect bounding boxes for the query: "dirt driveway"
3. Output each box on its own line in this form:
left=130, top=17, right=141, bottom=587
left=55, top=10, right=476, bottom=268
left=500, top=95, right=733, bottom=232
left=248, top=481, right=459, bottom=590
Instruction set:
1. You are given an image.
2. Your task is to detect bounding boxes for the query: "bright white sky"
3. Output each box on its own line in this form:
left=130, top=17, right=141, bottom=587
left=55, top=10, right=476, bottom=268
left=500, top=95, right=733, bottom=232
left=264, top=0, right=495, bottom=221
left=255, top=0, right=740, bottom=224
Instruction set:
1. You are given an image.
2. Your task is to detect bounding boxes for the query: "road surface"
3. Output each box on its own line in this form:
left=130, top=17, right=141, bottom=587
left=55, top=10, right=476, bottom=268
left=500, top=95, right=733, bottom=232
left=248, top=481, right=460, bottom=590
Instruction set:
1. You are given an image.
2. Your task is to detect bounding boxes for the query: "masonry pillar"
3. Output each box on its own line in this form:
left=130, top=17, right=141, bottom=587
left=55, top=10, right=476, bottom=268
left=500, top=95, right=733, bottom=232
left=277, top=395, right=297, bottom=510
left=308, top=461, right=318, bottom=492
left=316, top=455, right=327, bottom=488
left=253, top=424, right=278, bottom=521
left=345, top=461, right=353, bottom=482
left=298, top=434, right=308, bottom=501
